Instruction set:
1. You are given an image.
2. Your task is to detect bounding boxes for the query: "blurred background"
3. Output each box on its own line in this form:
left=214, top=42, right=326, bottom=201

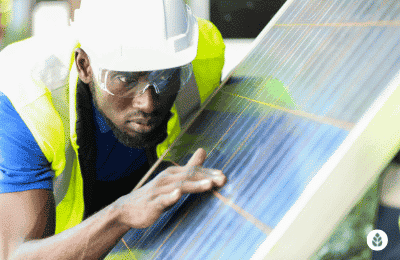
left=0, top=0, right=286, bottom=79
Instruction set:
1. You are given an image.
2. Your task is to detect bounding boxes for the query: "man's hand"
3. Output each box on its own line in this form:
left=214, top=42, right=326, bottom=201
left=115, top=148, right=226, bottom=229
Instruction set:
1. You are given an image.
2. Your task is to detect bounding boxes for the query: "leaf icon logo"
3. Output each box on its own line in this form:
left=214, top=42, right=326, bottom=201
left=372, top=233, right=383, bottom=247
left=368, top=230, right=388, bottom=251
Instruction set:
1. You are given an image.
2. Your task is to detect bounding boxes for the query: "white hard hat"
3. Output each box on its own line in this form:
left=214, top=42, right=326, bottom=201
left=72, top=0, right=199, bottom=72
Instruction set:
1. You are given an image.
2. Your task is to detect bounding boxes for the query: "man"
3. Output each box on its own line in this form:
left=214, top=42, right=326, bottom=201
left=0, top=0, right=226, bottom=259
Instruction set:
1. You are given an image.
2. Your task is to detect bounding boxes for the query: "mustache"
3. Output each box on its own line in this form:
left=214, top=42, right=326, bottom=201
left=127, top=110, right=163, bottom=120
left=127, top=110, right=173, bottom=124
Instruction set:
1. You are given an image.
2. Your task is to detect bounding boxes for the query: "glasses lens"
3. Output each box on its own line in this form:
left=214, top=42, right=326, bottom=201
left=95, top=63, right=192, bottom=98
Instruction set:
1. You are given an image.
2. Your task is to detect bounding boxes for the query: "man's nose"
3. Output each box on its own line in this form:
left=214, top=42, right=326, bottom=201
left=133, top=85, right=156, bottom=114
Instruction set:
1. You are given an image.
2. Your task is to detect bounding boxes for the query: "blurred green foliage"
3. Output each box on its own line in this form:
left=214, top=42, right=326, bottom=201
left=1, top=0, right=32, bottom=50
left=311, top=181, right=379, bottom=260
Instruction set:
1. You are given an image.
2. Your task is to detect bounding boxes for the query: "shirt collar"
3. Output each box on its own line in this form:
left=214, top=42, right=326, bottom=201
left=92, top=101, right=111, bottom=134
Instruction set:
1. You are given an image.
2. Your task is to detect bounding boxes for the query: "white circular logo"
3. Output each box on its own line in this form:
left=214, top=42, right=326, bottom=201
left=367, top=229, right=388, bottom=251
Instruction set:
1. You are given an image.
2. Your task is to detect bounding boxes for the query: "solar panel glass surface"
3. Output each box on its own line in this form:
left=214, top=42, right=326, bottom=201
left=105, top=0, right=400, bottom=259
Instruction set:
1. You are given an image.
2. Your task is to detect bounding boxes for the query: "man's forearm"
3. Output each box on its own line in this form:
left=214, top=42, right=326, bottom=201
left=9, top=202, right=129, bottom=260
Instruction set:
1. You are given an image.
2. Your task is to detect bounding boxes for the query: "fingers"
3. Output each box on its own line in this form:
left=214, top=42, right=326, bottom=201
left=158, top=166, right=225, bottom=187
left=186, top=148, right=207, bottom=167
left=182, top=167, right=226, bottom=187
left=154, top=188, right=182, bottom=211
left=156, top=172, right=226, bottom=195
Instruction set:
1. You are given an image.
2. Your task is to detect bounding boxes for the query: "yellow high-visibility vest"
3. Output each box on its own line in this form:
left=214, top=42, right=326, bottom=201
left=0, top=18, right=225, bottom=234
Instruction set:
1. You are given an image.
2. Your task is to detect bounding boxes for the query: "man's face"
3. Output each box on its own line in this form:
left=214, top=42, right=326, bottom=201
left=89, top=78, right=176, bottom=148
left=75, top=48, right=178, bottom=148
left=91, top=78, right=176, bottom=147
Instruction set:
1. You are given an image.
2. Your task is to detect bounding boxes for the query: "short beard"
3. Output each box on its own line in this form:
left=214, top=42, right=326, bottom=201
left=89, top=82, right=173, bottom=149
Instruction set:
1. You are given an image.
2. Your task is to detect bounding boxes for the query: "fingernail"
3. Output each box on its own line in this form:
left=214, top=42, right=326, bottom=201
left=212, top=175, right=225, bottom=182
left=199, top=179, right=211, bottom=186
left=211, top=170, right=222, bottom=175
left=170, top=189, right=179, bottom=197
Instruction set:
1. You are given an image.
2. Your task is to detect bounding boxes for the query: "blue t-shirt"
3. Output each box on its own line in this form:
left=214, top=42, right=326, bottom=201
left=0, top=91, right=148, bottom=194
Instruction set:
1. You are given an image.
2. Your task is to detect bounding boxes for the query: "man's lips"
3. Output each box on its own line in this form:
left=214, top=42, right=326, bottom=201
left=130, top=118, right=153, bottom=125
left=126, top=117, right=158, bottom=133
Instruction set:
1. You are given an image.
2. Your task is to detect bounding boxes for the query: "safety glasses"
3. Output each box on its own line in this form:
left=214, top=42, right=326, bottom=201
left=92, top=63, right=193, bottom=98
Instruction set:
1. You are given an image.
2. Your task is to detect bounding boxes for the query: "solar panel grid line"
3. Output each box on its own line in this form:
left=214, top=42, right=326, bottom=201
left=274, top=20, right=400, bottom=27
left=208, top=93, right=300, bottom=187
left=225, top=84, right=346, bottom=256
left=201, top=50, right=297, bottom=155
left=220, top=0, right=300, bottom=83
left=325, top=6, right=398, bottom=111
left=283, top=1, right=373, bottom=115
left=166, top=199, right=230, bottom=259
left=337, top=34, right=400, bottom=122
left=241, top=148, right=299, bottom=226
left=111, top=193, right=194, bottom=259
left=220, top=91, right=354, bottom=130
left=286, top=1, right=396, bottom=122
left=377, top=0, right=400, bottom=21
left=300, top=27, right=370, bottom=112
left=349, top=45, right=400, bottom=118
left=216, top=120, right=286, bottom=199
left=170, top=188, right=264, bottom=259
left=187, top=208, right=257, bottom=260
left=253, top=69, right=400, bottom=259
left=121, top=239, right=136, bottom=260
left=287, top=28, right=346, bottom=105
left=153, top=208, right=198, bottom=259
left=212, top=21, right=324, bottom=148
left=256, top=22, right=400, bottom=260
left=204, top=217, right=265, bottom=260
left=164, top=108, right=302, bottom=256
left=166, top=160, right=274, bottom=235
left=136, top=195, right=195, bottom=248
left=270, top=28, right=330, bottom=94
left=240, top=0, right=324, bottom=78
left=217, top=115, right=297, bottom=205
left=247, top=1, right=356, bottom=111
left=142, top=187, right=232, bottom=259
left=310, top=29, right=382, bottom=120
left=223, top=115, right=320, bottom=220
left=296, top=0, right=400, bottom=121
left=206, top=154, right=277, bottom=259
left=149, top=208, right=190, bottom=259
left=328, top=29, right=400, bottom=122
left=254, top=124, right=339, bottom=222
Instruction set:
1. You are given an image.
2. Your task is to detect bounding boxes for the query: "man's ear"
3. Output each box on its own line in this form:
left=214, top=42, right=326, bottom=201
left=75, top=48, right=92, bottom=84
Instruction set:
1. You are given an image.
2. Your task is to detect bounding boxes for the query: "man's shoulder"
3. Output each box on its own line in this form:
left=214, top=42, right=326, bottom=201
left=195, top=18, right=225, bottom=60
left=0, top=27, right=77, bottom=80
left=0, top=28, right=77, bottom=107
left=0, top=91, right=54, bottom=194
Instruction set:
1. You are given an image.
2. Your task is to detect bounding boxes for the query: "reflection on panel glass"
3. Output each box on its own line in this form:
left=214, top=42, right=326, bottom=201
left=106, top=0, right=400, bottom=259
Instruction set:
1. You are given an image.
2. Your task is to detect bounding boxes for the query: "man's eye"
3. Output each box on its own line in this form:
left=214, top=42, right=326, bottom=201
left=117, top=75, right=135, bottom=83
left=116, top=76, right=127, bottom=82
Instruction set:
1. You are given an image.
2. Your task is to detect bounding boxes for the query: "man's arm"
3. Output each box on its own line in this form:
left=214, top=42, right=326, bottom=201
left=1, top=188, right=129, bottom=260
left=0, top=190, right=55, bottom=259
left=1, top=148, right=226, bottom=260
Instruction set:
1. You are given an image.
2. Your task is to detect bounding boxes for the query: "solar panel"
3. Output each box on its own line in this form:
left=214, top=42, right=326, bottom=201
left=105, top=0, right=400, bottom=259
